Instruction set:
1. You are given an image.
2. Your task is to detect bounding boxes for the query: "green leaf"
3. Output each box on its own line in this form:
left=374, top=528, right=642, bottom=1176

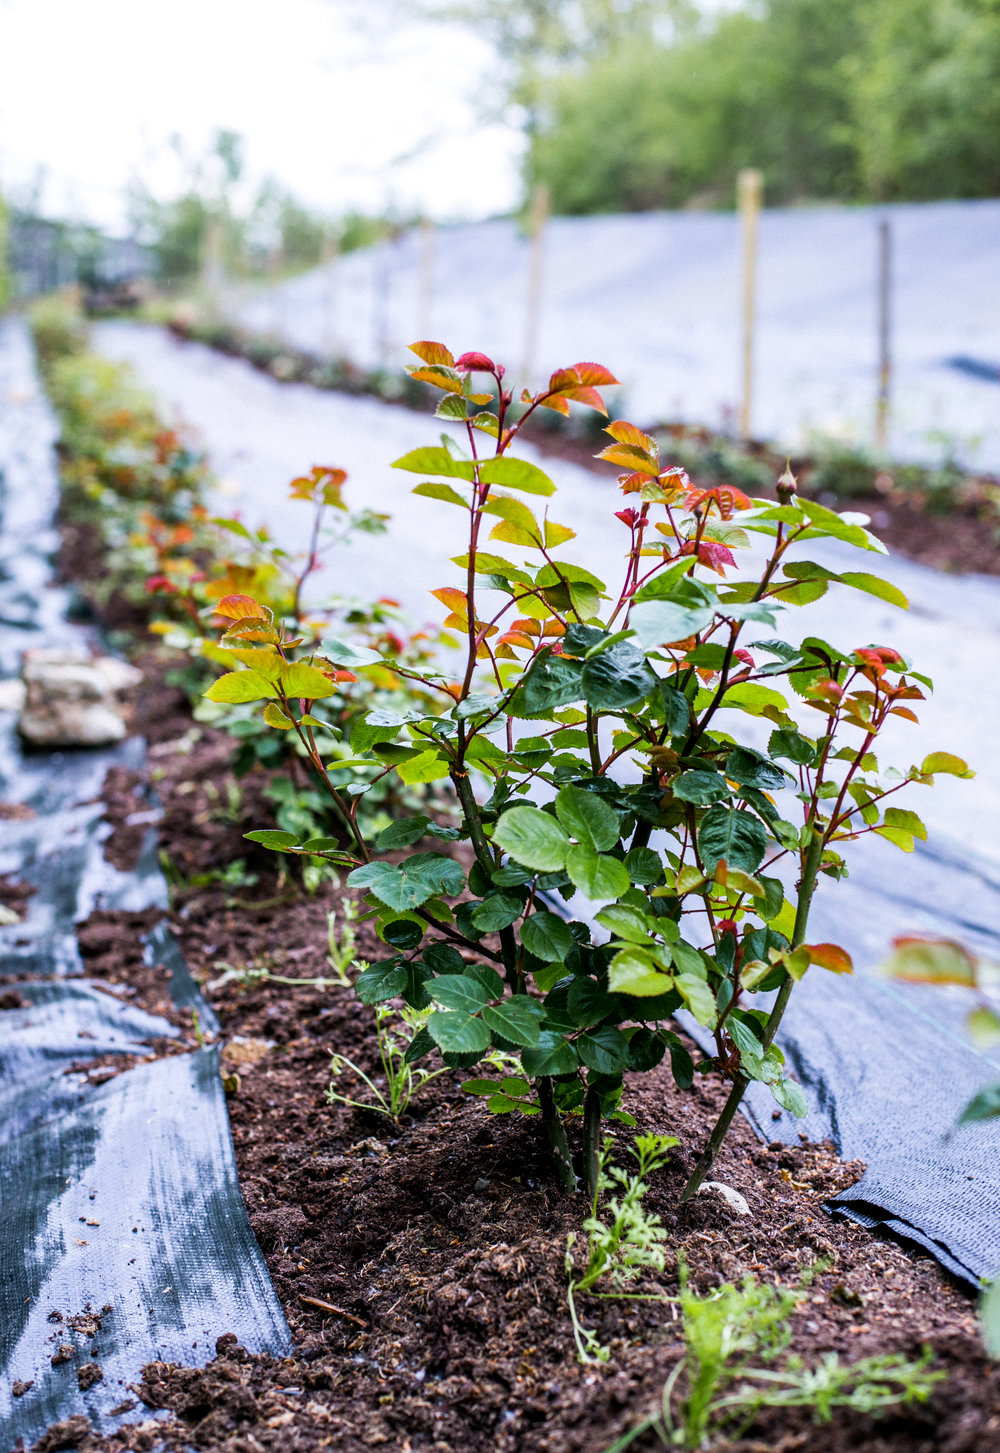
left=483, top=996, right=544, bottom=1047
left=262, top=702, right=294, bottom=729
left=347, top=854, right=465, bottom=912
left=243, top=829, right=299, bottom=851
left=462, top=1078, right=501, bottom=1096
left=769, top=728, right=816, bottom=765
left=397, top=749, right=450, bottom=785
left=355, top=959, right=407, bottom=1004
left=494, top=806, right=569, bottom=872
left=920, top=752, right=975, bottom=778
left=674, top=770, right=730, bottom=806
left=697, top=807, right=768, bottom=875
left=280, top=662, right=338, bottom=699
left=581, top=640, right=656, bottom=710
left=320, top=636, right=384, bottom=668
left=608, top=948, right=673, bottom=998
left=624, top=846, right=663, bottom=885
left=428, top=975, right=492, bottom=1012
left=770, top=1077, right=809, bottom=1118
left=393, top=446, right=475, bottom=479
left=630, top=599, right=715, bottom=650
left=960, top=1083, right=1000, bottom=1123
left=596, top=904, right=658, bottom=943
left=725, top=747, right=789, bottom=792
left=507, top=648, right=583, bottom=718
left=880, top=936, right=977, bottom=987
left=427, top=1010, right=491, bottom=1054
left=521, top=1030, right=579, bottom=1076
left=412, top=480, right=470, bottom=507
left=675, top=972, right=717, bottom=1026
left=470, top=893, right=524, bottom=933
left=478, top=456, right=555, bottom=495
left=566, top=845, right=631, bottom=901
left=883, top=807, right=927, bottom=840
left=627, top=1028, right=667, bottom=1071
left=838, top=572, right=908, bottom=609
left=981, top=1276, right=1000, bottom=1358
left=205, top=670, right=279, bottom=703
left=554, top=785, right=620, bottom=852
left=374, top=815, right=431, bottom=850
left=577, top=1026, right=630, bottom=1074
left=718, top=682, right=789, bottom=716
left=521, top=910, right=574, bottom=963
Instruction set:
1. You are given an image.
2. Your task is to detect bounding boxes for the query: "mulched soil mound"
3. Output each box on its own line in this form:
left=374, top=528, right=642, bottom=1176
left=22, top=512, right=999, bottom=1452
left=25, top=655, right=990, bottom=1453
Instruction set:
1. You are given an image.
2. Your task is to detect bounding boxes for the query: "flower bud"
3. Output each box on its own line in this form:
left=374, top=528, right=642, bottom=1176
left=776, top=462, right=798, bottom=502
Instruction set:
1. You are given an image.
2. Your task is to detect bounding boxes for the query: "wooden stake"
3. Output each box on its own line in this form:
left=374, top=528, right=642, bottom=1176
left=876, top=216, right=892, bottom=452
left=417, top=218, right=435, bottom=342
left=322, top=230, right=339, bottom=357
left=521, top=183, right=550, bottom=388
left=737, top=168, right=763, bottom=440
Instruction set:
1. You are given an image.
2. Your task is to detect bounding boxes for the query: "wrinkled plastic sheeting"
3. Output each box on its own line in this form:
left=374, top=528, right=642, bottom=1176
left=0, top=318, right=288, bottom=1453
left=684, top=832, right=1000, bottom=1287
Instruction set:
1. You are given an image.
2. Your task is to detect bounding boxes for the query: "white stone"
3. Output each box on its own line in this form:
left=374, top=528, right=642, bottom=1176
left=699, top=1181, right=752, bottom=1216
left=17, top=649, right=143, bottom=748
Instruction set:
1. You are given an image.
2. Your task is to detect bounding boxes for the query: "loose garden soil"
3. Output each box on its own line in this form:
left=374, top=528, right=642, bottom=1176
left=20, top=523, right=996, bottom=1453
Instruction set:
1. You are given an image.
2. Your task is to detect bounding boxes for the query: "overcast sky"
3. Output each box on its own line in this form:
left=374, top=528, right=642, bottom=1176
left=0, top=0, right=523, bottom=230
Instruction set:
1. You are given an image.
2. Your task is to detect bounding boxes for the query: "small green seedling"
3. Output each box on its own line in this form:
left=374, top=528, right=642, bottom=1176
left=327, top=1003, right=450, bottom=1123
left=566, top=1133, right=678, bottom=1363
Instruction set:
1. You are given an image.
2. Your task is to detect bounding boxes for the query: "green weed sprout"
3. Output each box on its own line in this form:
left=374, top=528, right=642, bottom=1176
left=327, top=1003, right=450, bottom=1123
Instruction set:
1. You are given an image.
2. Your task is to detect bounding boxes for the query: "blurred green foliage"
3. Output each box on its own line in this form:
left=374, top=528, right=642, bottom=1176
left=128, top=128, right=406, bottom=285
left=486, top=0, right=1000, bottom=210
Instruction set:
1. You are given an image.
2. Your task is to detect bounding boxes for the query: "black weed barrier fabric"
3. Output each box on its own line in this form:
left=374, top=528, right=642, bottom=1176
left=0, top=319, right=288, bottom=1452
left=683, top=831, right=1000, bottom=1288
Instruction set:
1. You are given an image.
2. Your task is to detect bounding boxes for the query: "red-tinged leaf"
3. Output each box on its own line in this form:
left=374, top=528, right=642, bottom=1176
left=572, top=362, right=619, bottom=387
left=561, top=384, right=608, bottom=413
left=684, top=484, right=752, bottom=519
left=618, top=471, right=648, bottom=494
left=807, top=679, right=844, bottom=705
left=409, top=340, right=455, bottom=367
left=883, top=935, right=977, bottom=986
left=889, top=706, right=921, bottom=723
left=542, top=618, right=565, bottom=637
left=408, top=365, right=463, bottom=395
left=497, top=631, right=535, bottom=650
left=455, top=351, right=495, bottom=372
left=733, top=648, right=755, bottom=668
left=547, top=366, right=581, bottom=393
left=221, top=617, right=281, bottom=645
left=538, top=394, right=571, bottom=417
left=693, top=541, right=736, bottom=575
left=615, top=508, right=640, bottom=526
left=332, top=669, right=358, bottom=683
left=431, top=586, right=469, bottom=619
left=214, top=594, right=272, bottom=622
left=510, top=617, right=541, bottom=635
left=597, top=443, right=659, bottom=473
left=804, top=943, right=853, bottom=974
left=891, top=683, right=925, bottom=701
left=605, top=420, right=658, bottom=454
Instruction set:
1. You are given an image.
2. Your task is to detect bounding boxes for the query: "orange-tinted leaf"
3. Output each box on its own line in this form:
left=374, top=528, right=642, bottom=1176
left=597, top=443, right=659, bottom=474
left=215, top=594, right=272, bottom=622
left=221, top=618, right=281, bottom=645
left=884, top=935, right=977, bottom=986
left=889, top=706, right=921, bottom=722
left=408, top=365, right=463, bottom=395
left=572, top=362, right=619, bottom=387
left=538, top=394, right=571, bottom=417
left=431, top=587, right=469, bottom=619
left=605, top=420, right=658, bottom=454
left=497, top=631, right=535, bottom=650
left=561, top=384, right=608, bottom=413
left=409, top=340, right=455, bottom=367
left=618, top=471, right=648, bottom=494
left=805, top=943, right=853, bottom=974
left=548, top=367, right=581, bottom=393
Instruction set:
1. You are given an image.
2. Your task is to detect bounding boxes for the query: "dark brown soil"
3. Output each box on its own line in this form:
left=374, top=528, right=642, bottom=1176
left=27, top=655, right=989, bottom=1453
left=26, top=472, right=1000, bottom=1453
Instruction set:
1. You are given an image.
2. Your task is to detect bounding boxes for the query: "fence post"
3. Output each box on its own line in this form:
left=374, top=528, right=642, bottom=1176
left=521, top=183, right=550, bottom=387
left=322, top=230, right=339, bottom=357
left=737, top=168, right=763, bottom=440
left=417, top=218, right=435, bottom=342
left=875, top=216, right=892, bottom=452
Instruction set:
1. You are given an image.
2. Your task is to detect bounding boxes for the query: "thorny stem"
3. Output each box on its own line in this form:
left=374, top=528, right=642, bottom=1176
left=679, top=816, right=826, bottom=1204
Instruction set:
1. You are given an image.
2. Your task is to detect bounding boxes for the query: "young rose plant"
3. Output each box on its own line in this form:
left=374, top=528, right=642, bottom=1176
left=205, top=340, right=970, bottom=1196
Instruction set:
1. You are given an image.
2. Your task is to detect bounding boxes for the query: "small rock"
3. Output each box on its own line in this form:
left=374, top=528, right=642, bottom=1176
left=76, top=1362, right=103, bottom=1390
left=51, top=1343, right=75, bottom=1366
left=18, top=649, right=142, bottom=748
left=12, top=1379, right=33, bottom=1397
left=699, top=1181, right=752, bottom=1216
